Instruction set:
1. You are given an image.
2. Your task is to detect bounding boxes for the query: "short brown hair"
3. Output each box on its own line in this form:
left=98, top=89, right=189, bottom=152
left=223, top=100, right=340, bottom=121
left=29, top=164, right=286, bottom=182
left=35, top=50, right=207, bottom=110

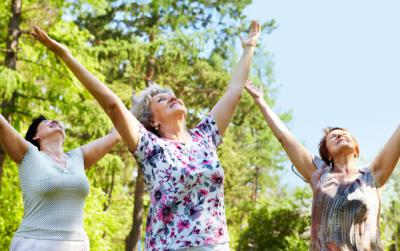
left=318, top=127, right=360, bottom=166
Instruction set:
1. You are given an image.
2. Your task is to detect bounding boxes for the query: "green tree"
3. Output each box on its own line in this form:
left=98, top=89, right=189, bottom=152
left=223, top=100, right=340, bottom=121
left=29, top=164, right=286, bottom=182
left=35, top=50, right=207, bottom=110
left=238, top=188, right=311, bottom=251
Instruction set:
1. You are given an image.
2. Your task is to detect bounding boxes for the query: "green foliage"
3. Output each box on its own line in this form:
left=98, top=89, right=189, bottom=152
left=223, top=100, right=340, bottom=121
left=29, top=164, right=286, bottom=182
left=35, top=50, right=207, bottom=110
left=0, top=0, right=304, bottom=250
left=237, top=189, right=311, bottom=251
left=0, top=160, right=23, bottom=248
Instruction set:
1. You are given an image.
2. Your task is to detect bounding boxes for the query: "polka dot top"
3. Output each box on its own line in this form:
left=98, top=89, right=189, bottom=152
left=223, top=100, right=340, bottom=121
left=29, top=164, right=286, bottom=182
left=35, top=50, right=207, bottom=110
left=14, top=143, right=90, bottom=241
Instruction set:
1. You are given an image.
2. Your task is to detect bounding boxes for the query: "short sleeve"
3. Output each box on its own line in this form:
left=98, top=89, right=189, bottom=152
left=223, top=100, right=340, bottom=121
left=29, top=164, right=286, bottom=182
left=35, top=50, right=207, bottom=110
left=133, top=124, right=163, bottom=190
left=192, top=114, right=222, bottom=148
left=311, top=156, right=329, bottom=188
left=67, top=147, right=85, bottom=170
left=18, top=142, right=41, bottom=183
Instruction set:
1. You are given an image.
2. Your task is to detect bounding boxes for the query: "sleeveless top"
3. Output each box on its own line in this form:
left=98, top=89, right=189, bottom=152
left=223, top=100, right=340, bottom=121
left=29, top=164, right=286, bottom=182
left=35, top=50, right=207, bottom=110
left=134, top=115, right=229, bottom=250
left=14, top=143, right=90, bottom=241
left=310, top=157, right=383, bottom=250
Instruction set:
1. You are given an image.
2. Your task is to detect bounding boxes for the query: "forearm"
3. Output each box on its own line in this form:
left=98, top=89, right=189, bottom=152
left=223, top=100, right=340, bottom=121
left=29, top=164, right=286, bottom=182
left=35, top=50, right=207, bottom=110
left=82, top=130, right=121, bottom=169
left=228, top=47, right=256, bottom=94
left=253, top=98, right=315, bottom=182
left=58, top=52, right=122, bottom=116
left=209, top=47, right=256, bottom=134
left=254, top=98, right=291, bottom=142
left=372, top=124, right=400, bottom=186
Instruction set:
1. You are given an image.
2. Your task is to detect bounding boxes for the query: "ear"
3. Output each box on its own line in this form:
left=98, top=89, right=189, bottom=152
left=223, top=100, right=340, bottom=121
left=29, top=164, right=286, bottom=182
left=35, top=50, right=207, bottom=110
left=33, top=135, right=39, bottom=141
left=149, top=120, right=160, bottom=130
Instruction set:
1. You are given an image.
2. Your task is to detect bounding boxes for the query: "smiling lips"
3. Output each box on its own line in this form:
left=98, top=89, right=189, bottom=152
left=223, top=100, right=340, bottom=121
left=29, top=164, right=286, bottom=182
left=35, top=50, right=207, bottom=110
left=169, top=100, right=181, bottom=108
left=337, top=137, right=349, bottom=144
left=50, top=122, right=63, bottom=129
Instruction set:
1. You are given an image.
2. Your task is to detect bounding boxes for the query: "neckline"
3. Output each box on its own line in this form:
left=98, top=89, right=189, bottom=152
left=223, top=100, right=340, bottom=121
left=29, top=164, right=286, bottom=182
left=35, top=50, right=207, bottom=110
left=40, top=151, right=70, bottom=170
left=160, top=131, right=193, bottom=145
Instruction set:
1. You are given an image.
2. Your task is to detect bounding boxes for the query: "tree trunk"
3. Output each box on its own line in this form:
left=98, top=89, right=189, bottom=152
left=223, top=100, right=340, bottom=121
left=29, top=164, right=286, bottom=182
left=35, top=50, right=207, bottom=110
left=251, top=167, right=259, bottom=201
left=1, top=0, right=22, bottom=189
left=5, top=0, right=22, bottom=70
left=125, top=169, right=145, bottom=251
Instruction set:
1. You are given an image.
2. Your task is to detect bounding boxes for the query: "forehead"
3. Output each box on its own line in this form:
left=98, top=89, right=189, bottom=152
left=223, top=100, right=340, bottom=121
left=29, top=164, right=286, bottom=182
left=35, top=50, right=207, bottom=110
left=152, top=92, right=174, bottom=99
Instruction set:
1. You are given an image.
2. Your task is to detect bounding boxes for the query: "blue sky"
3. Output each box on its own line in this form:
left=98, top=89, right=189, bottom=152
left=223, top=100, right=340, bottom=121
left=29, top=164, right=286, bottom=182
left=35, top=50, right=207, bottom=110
left=243, top=0, right=400, bottom=187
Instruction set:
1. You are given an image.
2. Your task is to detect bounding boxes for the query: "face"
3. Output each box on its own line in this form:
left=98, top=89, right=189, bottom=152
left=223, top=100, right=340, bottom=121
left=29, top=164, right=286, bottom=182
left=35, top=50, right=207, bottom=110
left=33, top=120, right=66, bottom=142
left=150, top=92, right=187, bottom=127
left=325, top=129, right=357, bottom=160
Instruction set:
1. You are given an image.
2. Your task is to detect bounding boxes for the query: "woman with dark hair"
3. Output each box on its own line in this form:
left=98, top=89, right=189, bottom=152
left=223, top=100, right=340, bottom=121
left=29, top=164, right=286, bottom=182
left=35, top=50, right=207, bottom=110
left=32, top=21, right=260, bottom=250
left=244, top=80, right=400, bottom=250
left=0, top=114, right=120, bottom=251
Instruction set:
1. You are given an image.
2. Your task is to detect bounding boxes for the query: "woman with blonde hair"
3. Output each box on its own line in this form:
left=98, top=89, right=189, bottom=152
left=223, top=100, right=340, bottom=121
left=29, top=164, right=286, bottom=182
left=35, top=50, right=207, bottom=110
left=32, top=21, right=260, bottom=250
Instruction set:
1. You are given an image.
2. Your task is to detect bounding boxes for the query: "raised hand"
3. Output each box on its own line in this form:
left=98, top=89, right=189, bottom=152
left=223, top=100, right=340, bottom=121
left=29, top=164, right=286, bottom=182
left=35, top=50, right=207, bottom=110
left=31, top=26, right=70, bottom=56
left=240, top=20, right=261, bottom=48
left=244, top=80, right=264, bottom=100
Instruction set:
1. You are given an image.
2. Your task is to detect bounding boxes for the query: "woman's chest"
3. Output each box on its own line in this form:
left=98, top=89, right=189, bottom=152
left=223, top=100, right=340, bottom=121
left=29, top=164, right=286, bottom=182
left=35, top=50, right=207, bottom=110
left=152, top=141, right=224, bottom=188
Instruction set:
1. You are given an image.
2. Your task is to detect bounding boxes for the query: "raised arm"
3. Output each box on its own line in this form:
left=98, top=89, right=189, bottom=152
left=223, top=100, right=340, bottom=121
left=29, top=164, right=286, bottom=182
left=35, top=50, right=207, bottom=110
left=210, top=21, right=260, bottom=135
left=370, top=124, right=400, bottom=187
left=0, top=114, right=29, bottom=164
left=31, top=27, right=140, bottom=152
left=81, top=129, right=121, bottom=169
left=245, top=80, right=316, bottom=183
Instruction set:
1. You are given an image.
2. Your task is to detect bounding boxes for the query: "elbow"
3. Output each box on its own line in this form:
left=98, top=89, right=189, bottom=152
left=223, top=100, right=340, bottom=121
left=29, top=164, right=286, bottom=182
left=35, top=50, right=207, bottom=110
left=105, top=98, right=123, bottom=118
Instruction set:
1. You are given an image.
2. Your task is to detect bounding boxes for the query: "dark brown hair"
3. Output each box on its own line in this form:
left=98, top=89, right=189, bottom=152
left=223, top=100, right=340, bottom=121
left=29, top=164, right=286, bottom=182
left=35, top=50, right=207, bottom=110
left=318, top=127, right=360, bottom=166
left=25, top=115, right=47, bottom=150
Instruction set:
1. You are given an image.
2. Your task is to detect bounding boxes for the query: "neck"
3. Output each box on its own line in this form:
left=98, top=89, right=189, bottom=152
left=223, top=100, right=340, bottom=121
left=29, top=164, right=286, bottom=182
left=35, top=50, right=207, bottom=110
left=159, top=116, right=189, bottom=142
left=40, top=136, right=64, bottom=160
left=332, top=154, right=357, bottom=174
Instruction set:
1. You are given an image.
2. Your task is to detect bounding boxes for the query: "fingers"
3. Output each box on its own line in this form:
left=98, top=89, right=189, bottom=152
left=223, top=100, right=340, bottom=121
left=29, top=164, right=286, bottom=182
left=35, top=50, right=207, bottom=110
left=250, top=20, right=261, bottom=34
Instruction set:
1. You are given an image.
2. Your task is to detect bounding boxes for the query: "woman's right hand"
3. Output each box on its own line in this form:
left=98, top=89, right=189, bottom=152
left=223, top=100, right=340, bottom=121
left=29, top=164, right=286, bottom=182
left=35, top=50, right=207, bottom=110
left=31, top=26, right=70, bottom=57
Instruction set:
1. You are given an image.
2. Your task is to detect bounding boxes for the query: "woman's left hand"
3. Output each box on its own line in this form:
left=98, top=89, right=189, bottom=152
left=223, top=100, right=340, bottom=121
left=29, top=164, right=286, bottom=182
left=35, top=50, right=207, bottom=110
left=240, top=20, right=261, bottom=48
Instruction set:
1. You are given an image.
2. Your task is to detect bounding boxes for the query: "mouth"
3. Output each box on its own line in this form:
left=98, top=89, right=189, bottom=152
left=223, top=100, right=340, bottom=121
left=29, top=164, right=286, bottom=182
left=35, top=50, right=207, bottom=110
left=337, top=138, right=349, bottom=144
left=169, top=100, right=181, bottom=108
left=50, top=122, right=63, bottom=129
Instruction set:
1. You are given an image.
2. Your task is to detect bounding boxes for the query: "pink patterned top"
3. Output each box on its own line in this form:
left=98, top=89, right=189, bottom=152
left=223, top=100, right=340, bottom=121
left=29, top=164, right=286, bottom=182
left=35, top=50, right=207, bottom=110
left=310, top=157, right=383, bottom=251
left=134, top=115, right=229, bottom=250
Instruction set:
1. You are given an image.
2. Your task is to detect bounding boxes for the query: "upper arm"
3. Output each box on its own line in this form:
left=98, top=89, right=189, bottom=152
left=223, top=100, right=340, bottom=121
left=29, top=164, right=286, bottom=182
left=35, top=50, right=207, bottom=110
left=80, top=130, right=120, bottom=169
left=0, top=115, right=29, bottom=164
left=209, top=90, right=242, bottom=136
left=106, top=100, right=141, bottom=152
left=370, top=124, right=400, bottom=187
left=280, top=134, right=316, bottom=183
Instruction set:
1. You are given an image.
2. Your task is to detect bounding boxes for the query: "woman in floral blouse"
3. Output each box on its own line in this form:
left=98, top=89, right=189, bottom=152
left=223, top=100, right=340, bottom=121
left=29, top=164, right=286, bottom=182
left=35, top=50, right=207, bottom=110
left=32, top=20, right=260, bottom=250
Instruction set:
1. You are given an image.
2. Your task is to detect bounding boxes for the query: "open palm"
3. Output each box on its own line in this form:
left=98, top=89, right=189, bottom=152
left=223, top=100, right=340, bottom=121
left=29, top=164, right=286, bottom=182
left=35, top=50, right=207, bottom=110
left=245, top=80, right=264, bottom=100
left=31, top=26, right=69, bottom=56
left=240, top=20, right=261, bottom=48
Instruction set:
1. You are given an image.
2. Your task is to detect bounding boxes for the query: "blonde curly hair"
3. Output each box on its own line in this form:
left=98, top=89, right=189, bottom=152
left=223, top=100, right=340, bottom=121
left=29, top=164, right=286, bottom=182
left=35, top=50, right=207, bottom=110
left=130, top=83, right=174, bottom=136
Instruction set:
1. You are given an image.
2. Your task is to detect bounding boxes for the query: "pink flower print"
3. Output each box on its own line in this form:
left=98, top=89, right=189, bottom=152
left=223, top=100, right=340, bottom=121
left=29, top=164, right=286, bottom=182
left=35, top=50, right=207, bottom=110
left=157, top=204, right=174, bottom=224
left=187, top=164, right=197, bottom=172
left=214, top=227, right=224, bottom=238
left=198, top=188, right=209, bottom=197
left=204, top=237, right=214, bottom=245
left=189, top=205, right=203, bottom=220
left=170, top=229, right=177, bottom=238
left=211, top=172, right=223, bottom=185
left=151, top=188, right=166, bottom=204
left=177, top=219, right=190, bottom=233
left=148, top=238, right=156, bottom=248
left=191, top=225, right=200, bottom=235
